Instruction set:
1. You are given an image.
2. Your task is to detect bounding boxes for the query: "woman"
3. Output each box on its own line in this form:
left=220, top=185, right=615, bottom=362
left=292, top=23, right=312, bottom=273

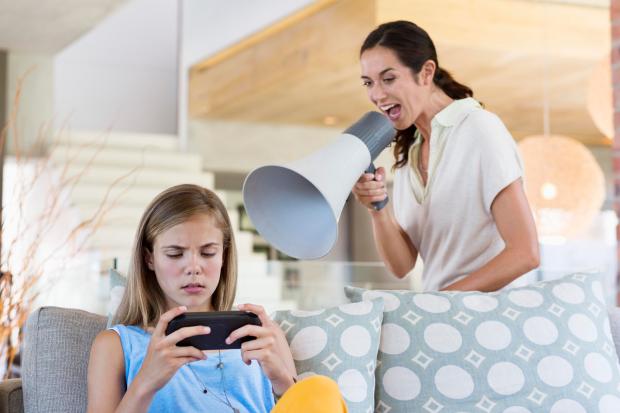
left=353, top=20, right=539, bottom=292
left=87, top=184, right=347, bottom=412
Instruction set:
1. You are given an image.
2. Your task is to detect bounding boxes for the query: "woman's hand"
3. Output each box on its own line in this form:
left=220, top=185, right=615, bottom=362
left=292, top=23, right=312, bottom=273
left=227, top=303, right=297, bottom=396
left=134, top=306, right=210, bottom=395
left=352, top=167, right=388, bottom=210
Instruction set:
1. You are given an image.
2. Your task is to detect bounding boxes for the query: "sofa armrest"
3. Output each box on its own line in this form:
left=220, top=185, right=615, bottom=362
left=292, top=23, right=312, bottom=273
left=0, top=379, right=23, bottom=413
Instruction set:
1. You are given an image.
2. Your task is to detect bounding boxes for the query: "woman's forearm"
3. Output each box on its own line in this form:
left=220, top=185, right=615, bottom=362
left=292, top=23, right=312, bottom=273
left=442, top=244, right=540, bottom=292
left=369, top=207, right=417, bottom=278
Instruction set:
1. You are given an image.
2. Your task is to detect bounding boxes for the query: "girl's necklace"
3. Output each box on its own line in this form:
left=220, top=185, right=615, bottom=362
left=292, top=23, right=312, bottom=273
left=186, top=350, right=240, bottom=413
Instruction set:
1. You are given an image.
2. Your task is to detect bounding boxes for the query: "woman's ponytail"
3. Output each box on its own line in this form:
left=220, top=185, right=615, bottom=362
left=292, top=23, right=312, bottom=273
left=434, top=67, right=472, bottom=100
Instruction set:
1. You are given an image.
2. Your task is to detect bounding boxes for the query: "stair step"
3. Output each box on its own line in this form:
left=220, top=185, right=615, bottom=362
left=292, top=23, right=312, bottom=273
left=98, top=250, right=267, bottom=276
left=57, top=164, right=214, bottom=189
left=227, top=209, right=241, bottom=232
left=238, top=256, right=270, bottom=277
left=236, top=267, right=282, bottom=301
left=73, top=184, right=170, bottom=208
left=234, top=231, right=255, bottom=255
left=91, top=227, right=256, bottom=253
left=50, top=130, right=249, bottom=280
left=81, top=204, right=145, bottom=226
left=73, top=186, right=225, bottom=212
left=49, top=144, right=202, bottom=173
left=54, top=131, right=178, bottom=151
left=82, top=208, right=238, bottom=234
left=91, top=227, right=137, bottom=249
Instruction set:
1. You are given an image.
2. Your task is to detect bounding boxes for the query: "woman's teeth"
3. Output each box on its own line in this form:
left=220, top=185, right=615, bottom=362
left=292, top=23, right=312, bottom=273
left=381, top=104, right=401, bottom=120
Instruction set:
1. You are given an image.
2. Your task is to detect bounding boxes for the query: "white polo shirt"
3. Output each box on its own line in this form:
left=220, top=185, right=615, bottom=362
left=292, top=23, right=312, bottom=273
left=392, top=98, right=523, bottom=291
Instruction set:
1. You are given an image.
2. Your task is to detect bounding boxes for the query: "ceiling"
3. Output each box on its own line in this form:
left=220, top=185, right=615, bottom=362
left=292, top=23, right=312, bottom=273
left=0, top=0, right=127, bottom=53
left=189, top=0, right=612, bottom=146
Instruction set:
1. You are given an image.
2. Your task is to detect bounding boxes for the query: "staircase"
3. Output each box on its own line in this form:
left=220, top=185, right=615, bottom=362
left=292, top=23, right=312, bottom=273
left=46, top=130, right=287, bottom=312
left=49, top=131, right=211, bottom=272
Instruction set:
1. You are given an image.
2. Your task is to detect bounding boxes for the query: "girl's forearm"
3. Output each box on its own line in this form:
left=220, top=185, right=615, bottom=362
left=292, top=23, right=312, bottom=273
left=114, top=377, right=156, bottom=413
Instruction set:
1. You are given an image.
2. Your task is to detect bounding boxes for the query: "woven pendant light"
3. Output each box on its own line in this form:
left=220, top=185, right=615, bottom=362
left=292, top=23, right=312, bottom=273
left=518, top=135, right=605, bottom=239
left=518, top=7, right=606, bottom=241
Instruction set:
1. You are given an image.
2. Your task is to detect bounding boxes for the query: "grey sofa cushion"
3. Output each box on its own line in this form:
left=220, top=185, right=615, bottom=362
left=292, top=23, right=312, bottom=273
left=21, top=307, right=106, bottom=413
left=0, top=378, right=23, bottom=413
left=13, top=305, right=620, bottom=413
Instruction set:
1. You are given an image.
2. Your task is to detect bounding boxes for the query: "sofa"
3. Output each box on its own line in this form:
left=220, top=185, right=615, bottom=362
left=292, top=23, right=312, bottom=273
left=2, top=274, right=620, bottom=413
left=0, top=307, right=106, bottom=413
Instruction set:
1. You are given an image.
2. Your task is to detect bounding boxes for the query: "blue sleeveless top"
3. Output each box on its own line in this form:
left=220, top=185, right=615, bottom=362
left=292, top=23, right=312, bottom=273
left=110, top=325, right=275, bottom=413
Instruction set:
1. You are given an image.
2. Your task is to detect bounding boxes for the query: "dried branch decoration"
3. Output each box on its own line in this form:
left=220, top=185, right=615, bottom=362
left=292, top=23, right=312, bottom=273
left=0, top=72, right=141, bottom=378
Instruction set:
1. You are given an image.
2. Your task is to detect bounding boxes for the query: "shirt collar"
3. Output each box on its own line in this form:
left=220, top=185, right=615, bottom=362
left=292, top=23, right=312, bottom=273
left=433, top=97, right=481, bottom=127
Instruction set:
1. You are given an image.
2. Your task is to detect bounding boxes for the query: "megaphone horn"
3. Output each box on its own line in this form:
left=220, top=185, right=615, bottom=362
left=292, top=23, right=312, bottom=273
left=242, top=111, right=395, bottom=260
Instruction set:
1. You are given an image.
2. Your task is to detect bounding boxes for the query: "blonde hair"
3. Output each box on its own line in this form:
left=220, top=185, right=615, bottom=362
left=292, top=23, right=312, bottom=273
left=114, top=184, right=237, bottom=328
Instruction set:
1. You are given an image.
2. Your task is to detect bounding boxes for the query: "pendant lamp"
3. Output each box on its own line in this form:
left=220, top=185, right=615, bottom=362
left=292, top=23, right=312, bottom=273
left=518, top=134, right=605, bottom=239
left=518, top=6, right=605, bottom=241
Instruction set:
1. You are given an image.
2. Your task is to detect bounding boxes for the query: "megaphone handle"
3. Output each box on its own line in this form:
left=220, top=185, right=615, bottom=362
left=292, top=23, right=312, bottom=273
left=365, top=163, right=389, bottom=211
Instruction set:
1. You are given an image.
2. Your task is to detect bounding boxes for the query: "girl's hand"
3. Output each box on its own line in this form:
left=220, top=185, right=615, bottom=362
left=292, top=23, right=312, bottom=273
left=227, top=303, right=297, bottom=396
left=352, top=167, right=388, bottom=210
left=134, top=306, right=210, bottom=395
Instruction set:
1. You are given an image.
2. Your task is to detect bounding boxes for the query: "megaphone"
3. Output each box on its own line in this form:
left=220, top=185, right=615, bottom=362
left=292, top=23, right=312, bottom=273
left=242, top=112, right=395, bottom=260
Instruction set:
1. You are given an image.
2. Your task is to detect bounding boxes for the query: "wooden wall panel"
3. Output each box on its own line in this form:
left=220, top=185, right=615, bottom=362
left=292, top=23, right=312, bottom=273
left=189, top=0, right=610, bottom=145
left=189, top=0, right=376, bottom=126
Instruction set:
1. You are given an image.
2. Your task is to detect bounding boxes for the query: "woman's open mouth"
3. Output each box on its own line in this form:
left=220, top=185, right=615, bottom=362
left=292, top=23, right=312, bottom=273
left=380, top=103, right=401, bottom=121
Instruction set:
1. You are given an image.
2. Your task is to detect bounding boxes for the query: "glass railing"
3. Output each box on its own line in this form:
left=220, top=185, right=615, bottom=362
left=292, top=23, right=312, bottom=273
left=234, top=259, right=618, bottom=312
left=235, top=260, right=417, bottom=312
left=33, top=256, right=618, bottom=317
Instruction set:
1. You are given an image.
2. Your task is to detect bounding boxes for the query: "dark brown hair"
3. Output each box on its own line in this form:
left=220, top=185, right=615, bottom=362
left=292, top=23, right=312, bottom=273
left=361, top=20, right=474, bottom=168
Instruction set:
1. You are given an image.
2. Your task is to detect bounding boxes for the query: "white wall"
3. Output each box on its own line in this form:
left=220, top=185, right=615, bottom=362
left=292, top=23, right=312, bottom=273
left=6, top=53, right=53, bottom=155
left=54, top=0, right=178, bottom=135
left=179, top=0, right=314, bottom=148
left=179, top=0, right=396, bottom=176
left=187, top=118, right=396, bottom=177
left=2, top=158, right=104, bottom=314
left=181, top=0, right=314, bottom=67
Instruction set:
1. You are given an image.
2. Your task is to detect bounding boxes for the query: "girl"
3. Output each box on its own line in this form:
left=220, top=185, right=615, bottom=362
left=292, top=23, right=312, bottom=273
left=87, top=184, right=347, bottom=412
left=352, top=20, right=539, bottom=292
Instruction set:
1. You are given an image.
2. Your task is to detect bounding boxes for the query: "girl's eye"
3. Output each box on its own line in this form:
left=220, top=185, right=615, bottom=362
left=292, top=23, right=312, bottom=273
left=383, top=77, right=395, bottom=83
left=201, top=252, right=216, bottom=257
left=362, top=80, right=371, bottom=87
left=166, top=253, right=182, bottom=259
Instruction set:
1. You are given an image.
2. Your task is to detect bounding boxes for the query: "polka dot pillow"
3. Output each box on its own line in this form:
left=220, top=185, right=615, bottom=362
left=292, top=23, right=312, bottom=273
left=272, top=299, right=384, bottom=413
left=345, top=273, right=620, bottom=413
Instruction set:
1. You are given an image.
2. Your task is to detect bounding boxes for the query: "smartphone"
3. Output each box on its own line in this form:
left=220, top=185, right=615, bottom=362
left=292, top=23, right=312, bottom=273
left=165, top=311, right=261, bottom=350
